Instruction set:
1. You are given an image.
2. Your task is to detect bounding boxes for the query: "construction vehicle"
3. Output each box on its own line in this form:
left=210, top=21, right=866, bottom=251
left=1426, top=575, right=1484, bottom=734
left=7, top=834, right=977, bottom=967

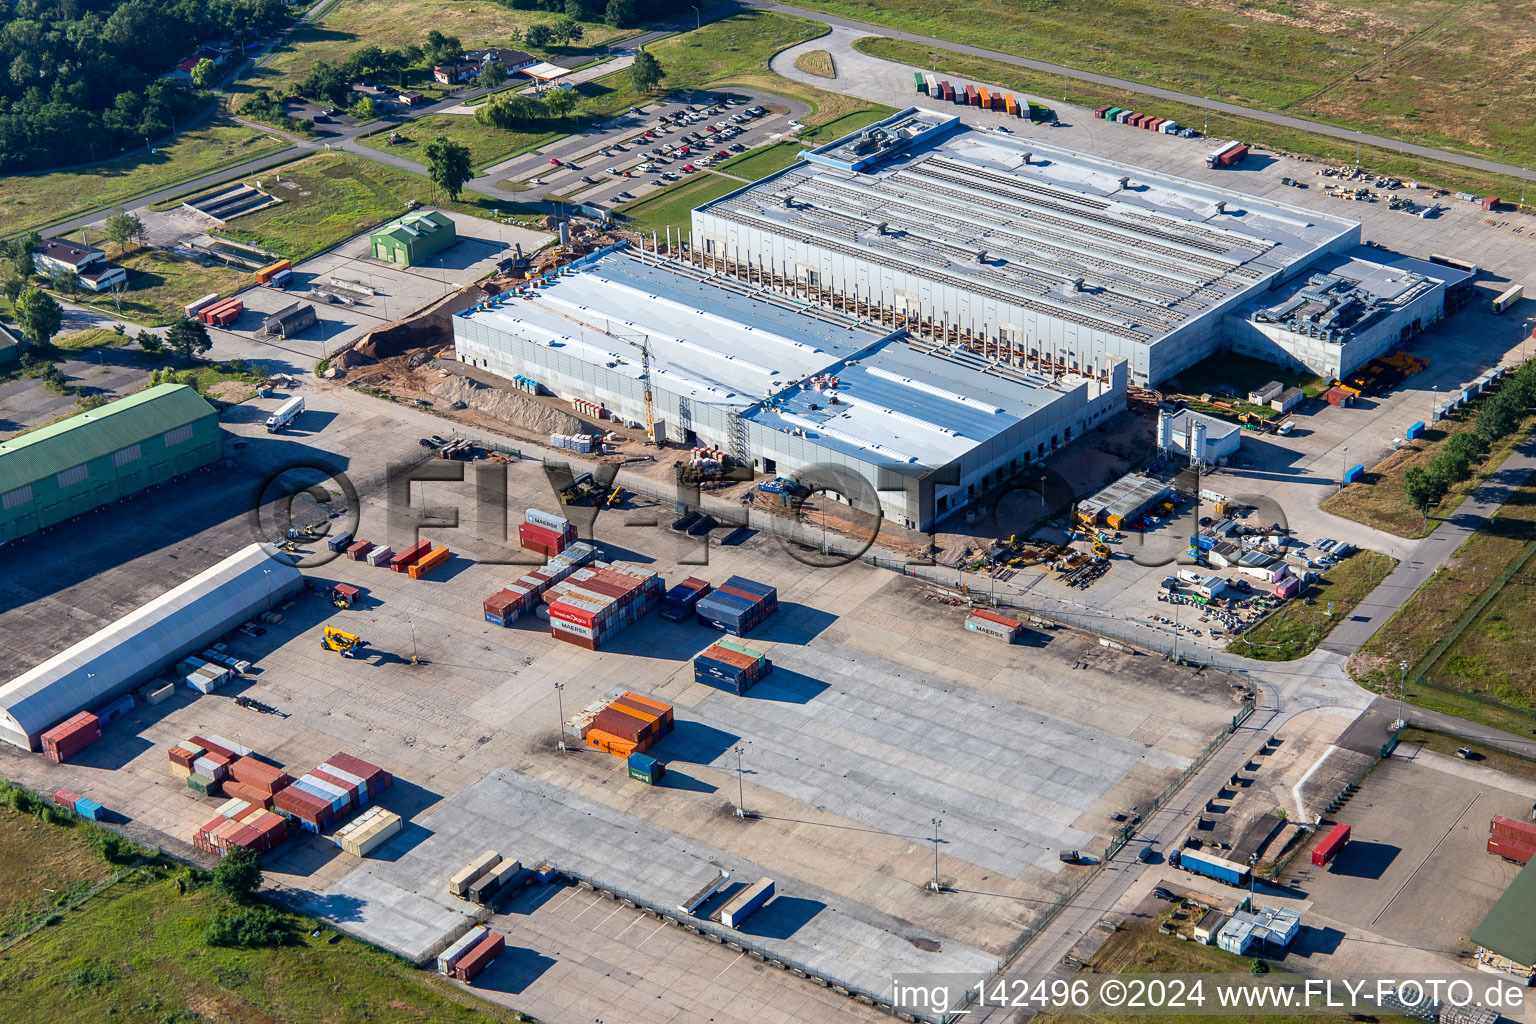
left=604, top=485, right=625, bottom=508
left=321, top=627, right=368, bottom=658
left=1236, top=411, right=1272, bottom=432
left=331, top=584, right=360, bottom=610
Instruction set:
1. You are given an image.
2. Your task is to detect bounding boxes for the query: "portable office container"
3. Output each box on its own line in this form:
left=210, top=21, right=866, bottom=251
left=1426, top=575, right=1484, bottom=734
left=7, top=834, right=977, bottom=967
left=450, top=851, right=502, bottom=897
left=719, top=877, right=775, bottom=928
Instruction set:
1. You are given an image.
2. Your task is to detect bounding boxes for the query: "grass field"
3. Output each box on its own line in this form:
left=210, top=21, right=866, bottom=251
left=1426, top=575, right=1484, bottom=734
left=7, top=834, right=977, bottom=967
left=1320, top=413, right=1536, bottom=538
left=53, top=329, right=126, bottom=353
left=806, top=0, right=1536, bottom=167
left=0, top=868, right=529, bottom=1023
left=1399, top=726, right=1536, bottom=782
left=216, top=153, right=526, bottom=260
left=853, top=36, right=1536, bottom=204
left=89, top=250, right=251, bottom=328
left=715, top=141, right=805, bottom=180
left=794, top=49, right=836, bottom=79
left=360, top=113, right=558, bottom=172
left=1165, top=353, right=1327, bottom=422
left=237, top=0, right=625, bottom=98
left=0, top=805, right=111, bottom=942
left=0, top=124, right=288, bottom=239
left=615, top=172, right=745, bottom=235
left=1227, top=550, right=1398, bottom=661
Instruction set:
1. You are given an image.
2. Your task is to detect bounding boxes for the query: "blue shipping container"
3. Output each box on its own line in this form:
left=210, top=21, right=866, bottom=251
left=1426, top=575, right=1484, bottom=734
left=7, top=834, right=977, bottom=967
left=1406, top=420, right=1425, bottom=440
left=1178, top=847, right=1248, bottom=886
left=660, top=584, right=705, bottom=622
left=723, top=576, right=776, bottom=601
left=327, top=530, right=354, bottom=552
left=1343, top=464, right=1365, bottom=484
left=74, top=798, right=104, bottom=821
left=694, top=657, right=752, bottom=695
left=99, top=693, right=134, bottom=724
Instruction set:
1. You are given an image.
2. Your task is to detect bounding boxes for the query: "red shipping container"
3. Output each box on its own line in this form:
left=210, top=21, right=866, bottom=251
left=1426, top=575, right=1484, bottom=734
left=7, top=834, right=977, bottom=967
left=1487, top=835, right=1535, bottom=865
left=54, top=788, right=82, bottom=809
left=346, top=540, right=374, bottom=561
left=1491, top=815, right=1536, bottom=846
left=42, top=712, right=101, bottom=762
left=390, top=540, right=432, bottom=572
left=190, top=735, right=238, bottom=761
left=275, top=785, right=331, bottom=822
left=325, top=752, right=392, bottom=796
left=617, top=692, right=674, bottom=728
left=485, top=590, right=520, bottom=617
left=971, top=608, right=1024, bottom=631
left=592, top=706, right=658, bottom=745
left=221, top=779, right=276, bottom=809
left=454, top=932, right=505, bottom=981
left=1311, top=822, right=1351, bottom=866
left=229, top=757, right=294, bottom=795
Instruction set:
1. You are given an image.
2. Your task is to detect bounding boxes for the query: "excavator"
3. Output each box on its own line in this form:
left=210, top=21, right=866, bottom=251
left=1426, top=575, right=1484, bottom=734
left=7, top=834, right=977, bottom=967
left=320, top=626, right=368, bottom=658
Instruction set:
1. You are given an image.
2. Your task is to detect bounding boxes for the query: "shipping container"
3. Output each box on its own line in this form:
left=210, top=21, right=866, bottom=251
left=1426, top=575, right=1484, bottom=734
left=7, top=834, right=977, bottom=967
left=366, top=545, right=395, bottom=567
left=1095, top=105, right=1112, bottom=118
left=914, top=71, right=927, bottom=94
left=408, top=545, right=451, bottom=579
left=450, top=850, right=502, bottom=897
left=1177, top=846, right=1250, bottom=886
left=324, top=752, right=392, bottom=797
left=585, top=727, right=638, bottom=757
left=183, top=293, right=221, bottom=320
left=1206, top=140, right=1245, bottom=168
left=1493, top=285, right=1523, bottom=314
left=229, top=757, right=293, bottom=795
left=1104, top=107, right=1122, bottom=121
left=965, top=609, right=1023, bottom=643
left=74, top=798, right=104, bottom=820
left=255, top=259, right=292, bottom=284
left=1491, top=815, right=1536, bottom=846
left=346, top=539, right=374, bottom=561
left=453, top=932, right=505, bottom=981
left=390, top=540, right=432, bottom=572
left=628, top=751, right=666, bottom=784
left=1343, top=464, right=1365, bottom=485
left=326, top=530, right=354, bottom=553
left=484, top=589, right=523, bottom=626
left=1487, top=835, right=1535, bottom=865
left=42, top=711, right=102, bottom=763
left=660, top=578, right=712, bottom=621
left=437, top=926, right=490, bottom=975
left=1312, top=823, right=1351, bottom=866
left=719, top=877, right=775, bottom=928
left=54, top=788, right=82, bottom=811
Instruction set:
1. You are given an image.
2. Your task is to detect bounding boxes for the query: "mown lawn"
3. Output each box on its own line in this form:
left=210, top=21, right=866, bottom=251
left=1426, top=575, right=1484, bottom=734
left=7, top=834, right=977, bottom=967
left=1227, top=550, right=1398, bottom=661
left=0, top=123, right=288, bottom=238
left=853, top=35, right=1536, bottom=202
left=360, top=113, right=557, bottom=172
left=1320, top=413, right=1536, bottom=538
left=216, top=153, right=531, bottom=261
left=0, top=805, right=111, bottom=943
left=714, top=141, right=805, bottom=180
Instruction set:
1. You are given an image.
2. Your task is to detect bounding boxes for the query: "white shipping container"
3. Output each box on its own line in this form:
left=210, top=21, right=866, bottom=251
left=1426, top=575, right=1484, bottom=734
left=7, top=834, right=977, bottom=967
left=216, top=798, right=252, bottom=819
left=204, top=734, right=251, bottom=756
left=301, top=774, right=350, bottom=809
left=525, top=507, right=570, bottom=533
left=437, top=926, right=490, bottom=975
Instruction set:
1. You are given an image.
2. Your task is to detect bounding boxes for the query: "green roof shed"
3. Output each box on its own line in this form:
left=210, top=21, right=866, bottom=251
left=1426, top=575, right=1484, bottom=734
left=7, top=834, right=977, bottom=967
left=1472, top=859, right=1536, bottom=968
left=370, top=210, right=457, bottom=267
left=0, top=383, right=220, bottom=542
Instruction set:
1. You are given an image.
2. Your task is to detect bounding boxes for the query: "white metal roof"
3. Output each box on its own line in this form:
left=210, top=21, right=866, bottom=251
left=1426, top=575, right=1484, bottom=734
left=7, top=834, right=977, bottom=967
left=0, top=544, right=302, bottom=748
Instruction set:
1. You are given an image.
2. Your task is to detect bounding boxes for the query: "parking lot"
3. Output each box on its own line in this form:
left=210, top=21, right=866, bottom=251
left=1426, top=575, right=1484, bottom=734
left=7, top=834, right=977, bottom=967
left=484, top=89, right=806, bottom=209
left=0, top=382, right=1246, bottom=1015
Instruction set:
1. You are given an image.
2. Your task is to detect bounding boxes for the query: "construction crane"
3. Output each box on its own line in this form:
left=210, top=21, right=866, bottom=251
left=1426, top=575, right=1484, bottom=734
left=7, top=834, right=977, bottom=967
left=640, top=336, right=658, bottom=446
left=320, top=626, right=368, bottom=658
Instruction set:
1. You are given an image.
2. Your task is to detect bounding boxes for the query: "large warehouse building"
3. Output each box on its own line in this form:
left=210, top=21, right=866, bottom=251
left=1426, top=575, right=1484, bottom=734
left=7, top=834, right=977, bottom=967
left=688, top=109, right=1443, bottom=386
left=0, top=544, right=302, bottom=750
left=453, top=248, right=1125, bottom=529
left=0, top=383, right=220, bottom=543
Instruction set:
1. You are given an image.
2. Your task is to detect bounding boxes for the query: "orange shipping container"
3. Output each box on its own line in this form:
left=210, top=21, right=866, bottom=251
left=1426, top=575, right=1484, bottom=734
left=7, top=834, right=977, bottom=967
left=616, top=692, right=674, bottom=728
left=408, top=546, right=451, bottom=579
left=584, top=728, right=638, bottom=757
left=1004, top=94, right=1017, bottom=115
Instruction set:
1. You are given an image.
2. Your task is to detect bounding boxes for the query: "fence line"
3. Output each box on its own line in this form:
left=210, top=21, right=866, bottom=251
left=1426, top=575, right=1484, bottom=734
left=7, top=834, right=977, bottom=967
left=1410, top=536, right=1536, bottom=693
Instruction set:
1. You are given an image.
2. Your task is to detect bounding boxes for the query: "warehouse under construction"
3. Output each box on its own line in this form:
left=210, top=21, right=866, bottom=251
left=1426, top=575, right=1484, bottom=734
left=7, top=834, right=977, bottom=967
left=688, top=109, right=1452, bottom=386
left=452, top=247, right=1125, bottom=529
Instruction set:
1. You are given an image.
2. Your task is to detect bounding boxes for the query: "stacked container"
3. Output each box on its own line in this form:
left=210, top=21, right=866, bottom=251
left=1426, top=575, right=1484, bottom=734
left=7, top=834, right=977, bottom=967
left=468, top=858, right=523, bottom=905
left=454, top=931, right=505, bottom=981
left=694, top=640, right=772, bottom=694
left=544, top=560, right=663, bottom=650
left=483, top=541, right=597, bottom=627
left=41, top=712, right=101, bottom=763
left=628, top=751, right=666, bottom=785
left=390, top=540, right=432, bottom=573
left=177, top=656, right=231, bottom=694
left=194, top=799, right=289, bottom=857
left=408, top=545, right=451, bottom=579
left=438, top=926, right=491, bottom=975
left=365, top=545, right=395, bottom=567
left=335, top=805, right=403, bottom=856
left=660, top=577, right=712, bottom=622
left=168, top=739, right=205, bottom=778
left=1488, top=816, right=1536, bottom=865
left=346, top=539, right=374, bottom=561
left=273, top=749, right=392, bottom=833
left=519, top=521, right=578, bottom=558
left=695, top=575, right=777, bottom=636
left=450, top=851, right=502, bottom=898
left=196, top=297, right=244, bottom=326
left=584, top=692, right=674, bottom=757
left=965, top=609, right=1024, bottom=643
left=547, top=433, right=595, bottom=453
left=225, top=757, right=294, bottom=808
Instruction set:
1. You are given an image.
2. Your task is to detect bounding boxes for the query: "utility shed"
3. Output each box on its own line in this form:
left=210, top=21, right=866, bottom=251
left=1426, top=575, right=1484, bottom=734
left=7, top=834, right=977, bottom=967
left=0, top=383, right=219, bottom=543
left=0, top=544, right=302, bottom=751
left=265, top=302, right=318, bottom=338
left=1472, top=860, right=1536, bottom=981
left=370, top=210, right=456, bottom=267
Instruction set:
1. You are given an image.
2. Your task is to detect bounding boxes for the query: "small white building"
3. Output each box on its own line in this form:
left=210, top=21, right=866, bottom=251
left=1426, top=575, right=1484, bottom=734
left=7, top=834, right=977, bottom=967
left=34, top=239, right=126, bottom=293
left=1217, top=915, right=1257, bottom=955
left=1159, top=408, right=1242, bottom=464
left=1237, top=551, right=1289, bottom=584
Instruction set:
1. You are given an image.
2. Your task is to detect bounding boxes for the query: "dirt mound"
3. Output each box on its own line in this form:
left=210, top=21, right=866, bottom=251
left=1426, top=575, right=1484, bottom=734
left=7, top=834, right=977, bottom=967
left=431, top=375, right=582, bottom=436
left=356, top=280, right=502, bottom=361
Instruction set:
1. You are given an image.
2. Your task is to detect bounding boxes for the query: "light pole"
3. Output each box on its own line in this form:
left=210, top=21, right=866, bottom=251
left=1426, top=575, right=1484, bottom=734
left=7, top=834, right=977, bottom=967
left=929, top=817, right=943, bottom=892
left=555, top=681, right=566, bottom=752
left=1340, top=445, right=1348, bottom=490
left=1428, top=384, right=1437, bottom=423
left=1203, top=97, right=1208, bottom=134
left=1397, top=660, right=1408, bottom=731
left=1355, top=130, right=1361, bottom=166
left=734, top=744, right=746, bottom=817
left=407, top=617, right=418, bottom=663
left=690, top=5, right=699, bottom=29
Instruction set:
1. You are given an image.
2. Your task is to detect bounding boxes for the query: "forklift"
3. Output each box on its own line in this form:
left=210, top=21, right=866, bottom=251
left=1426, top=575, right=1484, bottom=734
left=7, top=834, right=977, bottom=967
left=331, top=583, right=360, bottom=610
left=320, top=626, right=368, bottom=658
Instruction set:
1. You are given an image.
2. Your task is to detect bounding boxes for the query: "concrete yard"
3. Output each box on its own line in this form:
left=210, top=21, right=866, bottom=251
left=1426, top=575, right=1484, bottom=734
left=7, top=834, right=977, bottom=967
left=0, top=382, right=1246, bottom=1020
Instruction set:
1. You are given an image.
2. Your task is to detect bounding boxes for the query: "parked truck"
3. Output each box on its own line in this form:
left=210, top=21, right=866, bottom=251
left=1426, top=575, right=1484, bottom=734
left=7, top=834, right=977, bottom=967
left=1173, top=845, right=1250, bottom=886
left=265, top=395, right=305, bottom=433
left=1206, top=140, right=1248, bottom=169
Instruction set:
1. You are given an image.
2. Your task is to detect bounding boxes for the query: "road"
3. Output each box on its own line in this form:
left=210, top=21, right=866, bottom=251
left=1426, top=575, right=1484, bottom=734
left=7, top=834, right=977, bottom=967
left=743, top=0, right=1534, bottom=184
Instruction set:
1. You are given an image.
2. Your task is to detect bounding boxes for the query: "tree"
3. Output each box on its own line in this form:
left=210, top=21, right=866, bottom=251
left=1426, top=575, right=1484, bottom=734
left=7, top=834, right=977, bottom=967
left=476, top=91, right=542, bottom=129
left=137, top=329, right=163, bottom=353
left=422, top=136, right=474, bottom=200
left=165, top=317, right=212, bottom=363
left=14, top=287, right=62, bottom=347
left=552, top=16, right=584, bottom=44
left=190, top=57, right=217, bottom=88
left=605, top=0, right=637, bottom=27
left=1401, top=465, right=1442, bottom=513
left=104, top=208, right=145, bottom=256
left=629, top=49, right=663, bottom=93
left=424, top=29, right=462, bottom=66
left=352, top=95, right=376, bottom=120
left=478, top=62, right=506, bottom=90
left=524, top=22, right=555, bottom=48
left=49, top=266, right=81, bottom=300
left=543, top=85, right=577, bottom=117
left=212, top=845, right=264, bottom=900
left=3, top=231, right=41, bottom=272
left=0, top=268, right=24, bottom=309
